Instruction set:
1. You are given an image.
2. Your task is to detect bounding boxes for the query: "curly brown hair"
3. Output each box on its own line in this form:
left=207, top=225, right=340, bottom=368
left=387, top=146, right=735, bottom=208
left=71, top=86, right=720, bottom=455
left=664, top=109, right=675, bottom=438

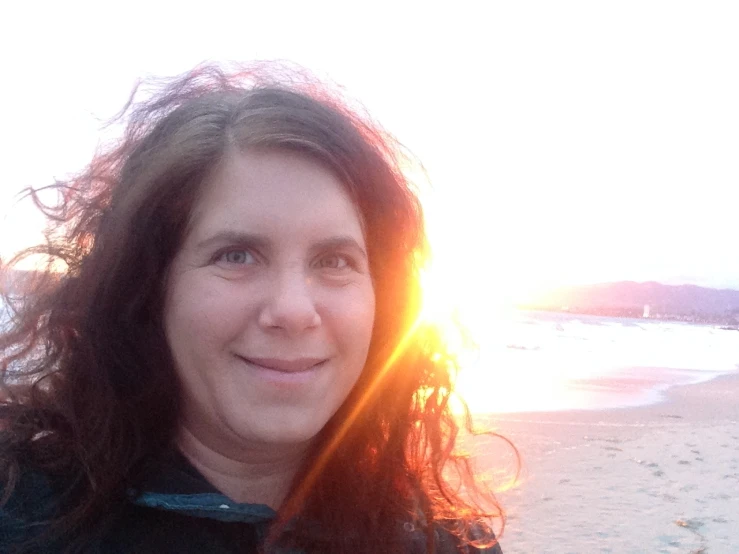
left=0, top=63, right=510, bottom=553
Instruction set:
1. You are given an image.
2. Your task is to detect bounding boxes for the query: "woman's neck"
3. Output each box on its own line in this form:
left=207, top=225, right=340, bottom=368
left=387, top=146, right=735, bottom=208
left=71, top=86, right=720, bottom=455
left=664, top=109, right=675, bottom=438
left=176, top=425, right=309, bottom=509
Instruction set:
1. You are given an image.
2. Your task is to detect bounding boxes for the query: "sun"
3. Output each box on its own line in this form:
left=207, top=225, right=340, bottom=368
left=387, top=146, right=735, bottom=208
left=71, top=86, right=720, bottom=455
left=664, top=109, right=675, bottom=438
left=417, top=216, right=558, bottom=415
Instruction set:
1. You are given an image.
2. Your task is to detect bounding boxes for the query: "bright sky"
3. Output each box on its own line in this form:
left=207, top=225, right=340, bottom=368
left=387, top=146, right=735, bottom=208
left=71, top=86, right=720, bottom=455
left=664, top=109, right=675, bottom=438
left=2, top=0, right=739, bottom=307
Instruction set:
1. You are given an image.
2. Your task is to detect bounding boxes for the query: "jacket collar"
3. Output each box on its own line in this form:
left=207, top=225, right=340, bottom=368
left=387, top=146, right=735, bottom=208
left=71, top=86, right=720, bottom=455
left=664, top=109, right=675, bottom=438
left=127, top=450, right=278, bottom=524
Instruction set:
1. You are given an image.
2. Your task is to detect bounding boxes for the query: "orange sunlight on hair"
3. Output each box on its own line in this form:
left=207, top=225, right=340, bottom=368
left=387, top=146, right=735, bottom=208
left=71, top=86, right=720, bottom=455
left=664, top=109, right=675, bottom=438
left=275, top=315, right=425, bottom=535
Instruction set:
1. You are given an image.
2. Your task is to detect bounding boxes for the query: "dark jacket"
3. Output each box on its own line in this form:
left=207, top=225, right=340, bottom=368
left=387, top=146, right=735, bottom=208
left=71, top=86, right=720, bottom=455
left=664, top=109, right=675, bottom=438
left=1, top=452, right=503, bottom=553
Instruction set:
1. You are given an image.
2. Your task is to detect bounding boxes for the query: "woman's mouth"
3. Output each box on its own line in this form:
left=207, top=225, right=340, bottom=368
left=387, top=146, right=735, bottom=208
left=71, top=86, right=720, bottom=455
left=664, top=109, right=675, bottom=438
left=237, top=356, right=328, bottom=386
left=241, top=356, right=326, bottom=372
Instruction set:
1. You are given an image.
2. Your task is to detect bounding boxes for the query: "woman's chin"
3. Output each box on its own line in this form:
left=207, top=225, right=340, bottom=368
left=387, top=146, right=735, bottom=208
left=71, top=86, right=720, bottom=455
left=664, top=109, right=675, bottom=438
left=229, top=415, right=325, bottom=449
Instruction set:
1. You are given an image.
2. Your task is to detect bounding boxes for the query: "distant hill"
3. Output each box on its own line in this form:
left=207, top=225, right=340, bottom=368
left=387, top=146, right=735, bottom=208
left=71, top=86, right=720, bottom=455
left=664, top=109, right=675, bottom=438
left=520, top=281, right=739, bottom=324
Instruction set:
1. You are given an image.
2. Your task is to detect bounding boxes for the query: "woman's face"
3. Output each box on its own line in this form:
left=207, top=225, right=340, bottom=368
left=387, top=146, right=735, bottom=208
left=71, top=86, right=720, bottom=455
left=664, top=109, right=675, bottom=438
left=164, top=149, right=375, bottom=453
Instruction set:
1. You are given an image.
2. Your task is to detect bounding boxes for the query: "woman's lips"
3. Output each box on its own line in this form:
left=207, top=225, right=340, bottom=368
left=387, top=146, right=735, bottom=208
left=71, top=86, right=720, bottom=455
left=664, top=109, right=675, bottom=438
left=237, top=356, right=327, bottom=386
left=241, top=356, right=326, bottom=372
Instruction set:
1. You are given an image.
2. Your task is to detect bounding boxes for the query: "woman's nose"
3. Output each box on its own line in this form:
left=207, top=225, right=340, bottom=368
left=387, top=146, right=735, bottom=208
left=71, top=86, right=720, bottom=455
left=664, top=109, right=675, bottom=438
left=257, top=270, right=321, bottom=334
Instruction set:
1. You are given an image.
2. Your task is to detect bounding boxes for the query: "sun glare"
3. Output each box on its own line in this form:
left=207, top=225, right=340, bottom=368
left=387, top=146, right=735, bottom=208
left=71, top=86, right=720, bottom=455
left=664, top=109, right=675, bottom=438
left=417, top=228, right=573, bottom=416
left=419, top=259, right=506, bottom=412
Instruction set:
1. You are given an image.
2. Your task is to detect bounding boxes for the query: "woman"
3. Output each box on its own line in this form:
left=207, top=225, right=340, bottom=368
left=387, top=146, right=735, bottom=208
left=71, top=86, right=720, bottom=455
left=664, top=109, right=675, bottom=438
left=0, top=64, right=506, bottom=553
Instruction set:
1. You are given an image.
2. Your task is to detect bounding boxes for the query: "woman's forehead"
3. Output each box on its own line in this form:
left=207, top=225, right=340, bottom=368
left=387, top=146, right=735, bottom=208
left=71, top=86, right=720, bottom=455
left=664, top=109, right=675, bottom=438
left=186, top=149, right=366, bottom=248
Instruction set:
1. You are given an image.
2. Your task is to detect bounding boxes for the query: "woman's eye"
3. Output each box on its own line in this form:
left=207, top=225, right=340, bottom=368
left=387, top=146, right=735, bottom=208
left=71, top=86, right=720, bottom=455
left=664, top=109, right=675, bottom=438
left=217, top=249, right=255, bottom=265
left=318, top=255, right=349, bottom=270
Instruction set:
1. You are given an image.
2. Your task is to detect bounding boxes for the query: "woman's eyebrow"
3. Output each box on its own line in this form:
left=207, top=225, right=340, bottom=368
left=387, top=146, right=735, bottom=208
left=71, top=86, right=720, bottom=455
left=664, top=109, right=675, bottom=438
left=195, top=231, right=272, bottom=252
left=311, top=236, right=368, bottom=259
left=194, top=232, right=367, bottom=259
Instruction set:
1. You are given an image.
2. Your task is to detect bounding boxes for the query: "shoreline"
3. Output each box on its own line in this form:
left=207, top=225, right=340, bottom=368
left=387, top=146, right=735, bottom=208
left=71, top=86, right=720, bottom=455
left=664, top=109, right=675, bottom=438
left=471, top=366, right=738, bottom=417
left=488, top=369, right=739, bottom=424
left=473, top=372, right=739, bottom=553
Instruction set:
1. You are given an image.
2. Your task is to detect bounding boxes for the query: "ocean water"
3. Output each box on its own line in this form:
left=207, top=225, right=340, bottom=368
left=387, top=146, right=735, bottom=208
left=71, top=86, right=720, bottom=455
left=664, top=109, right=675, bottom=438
left=455, top=310, right=739, bottom=414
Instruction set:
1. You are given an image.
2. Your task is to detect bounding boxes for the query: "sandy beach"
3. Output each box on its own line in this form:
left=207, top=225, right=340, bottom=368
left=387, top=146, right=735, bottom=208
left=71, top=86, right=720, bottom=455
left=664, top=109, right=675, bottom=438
left=473, top=372, right=739, bottom=553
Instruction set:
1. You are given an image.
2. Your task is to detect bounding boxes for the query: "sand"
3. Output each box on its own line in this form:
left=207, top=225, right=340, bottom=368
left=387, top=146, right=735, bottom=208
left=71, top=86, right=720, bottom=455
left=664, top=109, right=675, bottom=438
left=472, top=372, right=739, bottom=553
